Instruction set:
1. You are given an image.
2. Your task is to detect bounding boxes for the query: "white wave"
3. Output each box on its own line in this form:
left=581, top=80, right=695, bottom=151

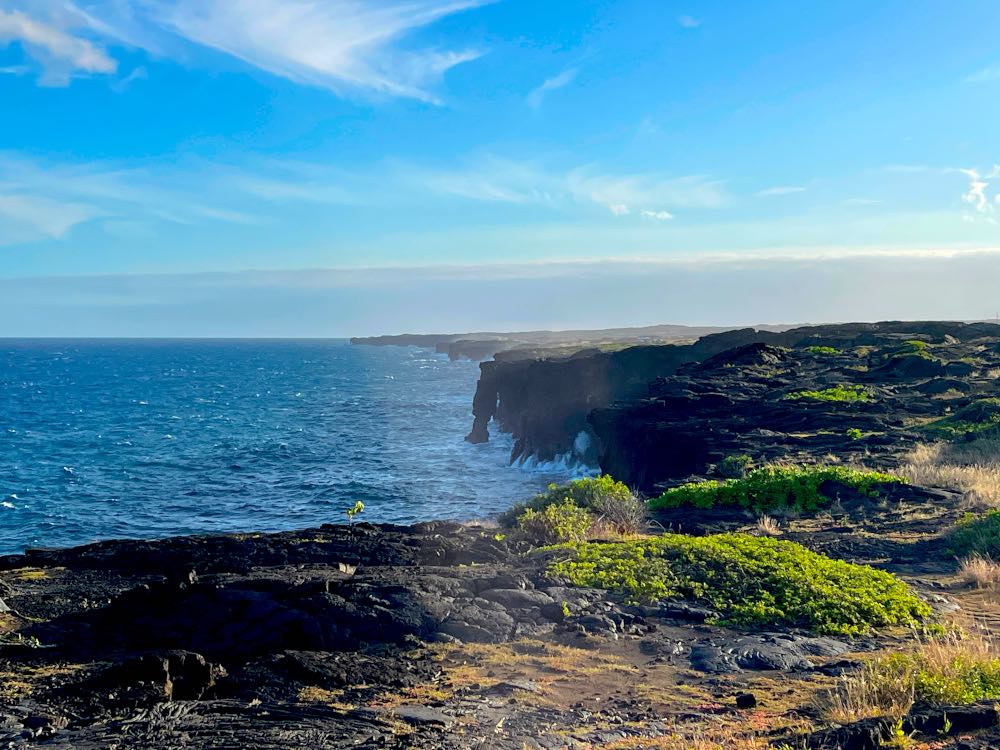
left=513, top=431, right=600, bottom=477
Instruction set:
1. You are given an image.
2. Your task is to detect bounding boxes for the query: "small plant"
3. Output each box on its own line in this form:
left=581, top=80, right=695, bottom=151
left=755, top=515, right=781, bottom=536
left=783, top=384, right=874, bottom=403
left=846, top=427, right=864, bottom=440
left=717, top=454, right=754, bottom=479
left=880, top=718, right=916, bottom=749
left=649, top=464, right=903, bottom=513
left=805, top=345, right=839, bottom=355
left=561, top=601, right=571, bottom=618
left=346, top=500, right=365, bottom=524
left=517, top=499, right=592, bottom=543
left=547, top=533, right=929, bottom=635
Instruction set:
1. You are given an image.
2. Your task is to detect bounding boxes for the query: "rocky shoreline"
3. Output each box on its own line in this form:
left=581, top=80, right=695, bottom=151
left=466, top=321, right=1000, bottom=469
left=5, top=320, right=1000, bottom=748
left=2, top=493, right=999, bottom=750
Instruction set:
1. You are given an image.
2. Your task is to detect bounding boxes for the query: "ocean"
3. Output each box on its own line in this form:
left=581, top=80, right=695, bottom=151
left=0, top=340, right=583, bottom=555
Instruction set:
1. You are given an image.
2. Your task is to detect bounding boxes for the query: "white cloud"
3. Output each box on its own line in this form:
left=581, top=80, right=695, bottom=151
left=0, top=9, right=116, bottom=85
left=677, top=15, right=700, bottom=28
left=526, top=68, right=577, bottom=108
left=5, top=0, right=488, bottom=100
left=641, top=210, right=673, bottom=220
left=958, top=165, right=1000, bottom=216
left=755, top=186, right=806, bottom=197
left=608, top=203, right=630, bottom=216
left=142, top=0, right=490, bottom=101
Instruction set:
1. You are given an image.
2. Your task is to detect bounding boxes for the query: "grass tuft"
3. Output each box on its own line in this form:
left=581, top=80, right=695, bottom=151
left=822, top=631, right=1000, bottom=723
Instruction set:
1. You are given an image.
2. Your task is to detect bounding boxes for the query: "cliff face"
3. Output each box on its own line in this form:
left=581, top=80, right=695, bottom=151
left=465, top=327, right=776, bottom=461
left=467, top=321, right=1000, bottom=472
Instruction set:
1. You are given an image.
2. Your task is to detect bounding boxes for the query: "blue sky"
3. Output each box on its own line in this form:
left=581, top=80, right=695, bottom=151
left=1, top=1, right=999, bottom=334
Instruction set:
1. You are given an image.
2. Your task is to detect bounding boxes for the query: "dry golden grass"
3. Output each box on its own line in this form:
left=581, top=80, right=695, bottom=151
left=821, top=630, right=999, bottom=724
left=0, top=662, right=86, bottom=701
left=901, top=440, right=1000, bottom=508
left=958, top=554, right=1000, bottom=588
left=755, top=515, right=782, bottom=536
left=296, top=686, right=356, bottom=711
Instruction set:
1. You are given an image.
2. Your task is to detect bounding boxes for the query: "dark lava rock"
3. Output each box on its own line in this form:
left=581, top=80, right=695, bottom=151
left=794, top=700, right=1000, bottom=750
left=689, top=634, right=849, bottom=673
left=917, top=377, right=972, bottom=395
left=735, top=692, right=757, bottom=710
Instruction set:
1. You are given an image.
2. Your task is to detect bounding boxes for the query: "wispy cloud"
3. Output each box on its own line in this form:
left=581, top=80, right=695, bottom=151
left=0, top=193, right=100, bottom=243
left=966, top=64, right=1000, bottom=83
left=526, top=68, right=577, bottom=108
left=0, top=8, right=116, bottom=85
left=755, top=186, right=806, bottom=197
left=406, top=157, right=729, bottom=217
left=0, top=153, right=267, bottom=245
left=4, top=0, right=489, bottom=100
left=677, top=15, right=700, bottom=28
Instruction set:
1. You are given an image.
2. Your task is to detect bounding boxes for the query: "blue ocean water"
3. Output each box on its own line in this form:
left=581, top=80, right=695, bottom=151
left=0, top=340, right=578, bottom=555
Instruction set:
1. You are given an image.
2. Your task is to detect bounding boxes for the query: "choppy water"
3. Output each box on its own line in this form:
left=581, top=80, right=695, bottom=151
left=0, top=340, right=581, bottom=555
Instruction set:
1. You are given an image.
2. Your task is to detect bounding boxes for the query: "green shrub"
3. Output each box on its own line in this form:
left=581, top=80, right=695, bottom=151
left=948, top=510, right=1000, bottom=558
left=846, top=427, right=864, bottom=440
left=649, top=465, right=903, bottom=513
left=546, top=533, right=929, bottom=635
left=923, top=399, right=1000, bottom=440
left=500, top=475, right=634, bottom=526
left=783, top=384, right=873, bottom=403
left=517, top=500, right=593, bottom=543
left=805, top=345, right=839, bottom=355
left=717, top=454, right=754, bottom=479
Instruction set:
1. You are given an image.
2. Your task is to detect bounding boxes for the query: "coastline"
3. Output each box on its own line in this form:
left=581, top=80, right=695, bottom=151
left=6, top=321, right=1000, bottom=747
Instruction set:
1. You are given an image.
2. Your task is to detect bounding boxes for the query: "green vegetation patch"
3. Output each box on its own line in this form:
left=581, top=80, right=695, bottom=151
left=783, top=384, right=873, bottom=403
left=948, top=510, right=1000, bottom=558
left=805, top=345, right=839, bottom=355
left=517, top=500, right=592, bottom=543
left=500, top=475, right=633, bottom=525
left=503, top=475, right=647, bottom=541
left=923, top=398, right=1000, bottom=440
left=649, top=465, right=903, bottom=513
left=547, top=533, right=929, bottom=635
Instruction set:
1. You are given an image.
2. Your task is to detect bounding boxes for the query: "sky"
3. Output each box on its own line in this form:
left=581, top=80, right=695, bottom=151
left=1, top=0, right=999, bottom=336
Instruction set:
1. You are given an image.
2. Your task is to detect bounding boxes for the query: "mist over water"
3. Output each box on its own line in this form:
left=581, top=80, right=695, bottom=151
left=0, top=340, right=579, bottom=555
